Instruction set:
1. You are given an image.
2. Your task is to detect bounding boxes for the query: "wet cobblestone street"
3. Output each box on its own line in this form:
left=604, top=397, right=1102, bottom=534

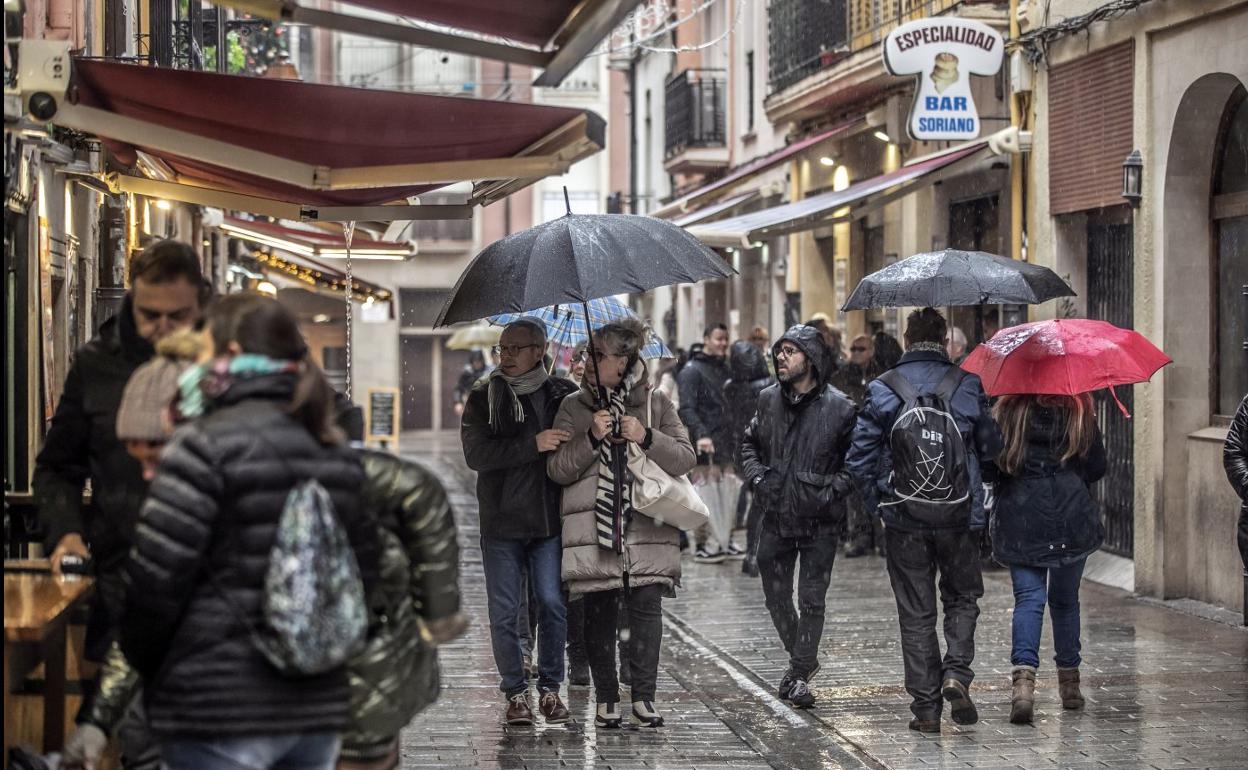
left=399, top=435, right=1248, bottom=770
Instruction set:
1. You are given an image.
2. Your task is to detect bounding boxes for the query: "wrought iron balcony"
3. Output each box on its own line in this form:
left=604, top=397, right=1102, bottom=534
left=768, top=0, right=849, bottom=95
left=664, top=69, right=728, bottom=174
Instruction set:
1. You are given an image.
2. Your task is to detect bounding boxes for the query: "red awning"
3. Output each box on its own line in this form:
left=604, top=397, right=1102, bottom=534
left=651, top=118, right=864, bottom=219
left=214, top=1, right=641, bottom=87
left=58, top=58, right=604, bottom=218
left=220, top=217, right=415, bottom=261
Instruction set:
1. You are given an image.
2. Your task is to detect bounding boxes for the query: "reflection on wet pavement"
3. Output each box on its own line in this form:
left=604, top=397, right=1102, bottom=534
left=400, top=436, right=1248, bottom=769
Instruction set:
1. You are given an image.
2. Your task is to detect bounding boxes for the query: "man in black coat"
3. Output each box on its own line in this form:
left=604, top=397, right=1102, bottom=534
left=1223, top=394, right=1248, bottom=625
left=461, top=318, right=577, bottom=726
left=678, top=322, right=738, bottom=562
left=740, top=324, right=856, bottom=710
left=35, top=240, right=208, bottom=662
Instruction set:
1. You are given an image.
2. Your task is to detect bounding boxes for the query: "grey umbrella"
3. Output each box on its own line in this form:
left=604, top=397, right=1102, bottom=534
left=841, top=249, right=1075, bottom=342
left=434, top=211, right=734, bottom=327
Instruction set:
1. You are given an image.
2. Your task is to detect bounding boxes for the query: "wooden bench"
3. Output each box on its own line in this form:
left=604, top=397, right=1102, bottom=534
left=4, top=561, right=94, bottom=757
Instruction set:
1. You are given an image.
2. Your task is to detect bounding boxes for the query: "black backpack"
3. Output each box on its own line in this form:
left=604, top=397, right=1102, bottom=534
left=876, top=367, right=972, bottom=526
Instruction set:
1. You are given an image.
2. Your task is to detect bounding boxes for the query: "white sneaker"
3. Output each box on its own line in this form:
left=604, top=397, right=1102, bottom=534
left=694, top=546, right=726, bottom=564
left=724, top=542, right=747, bottom=560
left=595, top=702, right=622, bottom=728
left=632, top=700, right=665, bottom=728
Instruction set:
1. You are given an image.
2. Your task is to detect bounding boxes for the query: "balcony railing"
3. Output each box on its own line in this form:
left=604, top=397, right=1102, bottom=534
left=664, top=69, right=727, bottom=159
left=769, top=0, right=966, bottom=95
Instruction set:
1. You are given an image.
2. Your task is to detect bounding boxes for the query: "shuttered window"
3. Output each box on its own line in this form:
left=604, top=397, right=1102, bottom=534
left=1048, top=41, right=1135, bottom=215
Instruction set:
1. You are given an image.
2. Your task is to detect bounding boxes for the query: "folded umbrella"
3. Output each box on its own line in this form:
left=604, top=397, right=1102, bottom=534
left=490, top=297, right=673, bottom=359
left=445, top=323, right=501, bottom=351
left=841, top=249, right=1075, bottom=310
left=959, top=318, right=1172, bottom=416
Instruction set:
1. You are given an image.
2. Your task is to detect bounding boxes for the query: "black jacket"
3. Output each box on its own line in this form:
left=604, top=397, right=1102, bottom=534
left=724, top=341, right=775, bottom=472
left=989, top=406, right=1107, bottom=568
left=678, top=351, right=733, bottom=460
left=1224, top=396, right=1248, bottom=568
left=34, top=296, right=154, bottom=572
left=740, top=325, right=857, bottom=538
left=461, top=373, right=578, bottom=539
left=846, top=349, right=1003, bottom=532
left=120, top=374, right=380, bottom=738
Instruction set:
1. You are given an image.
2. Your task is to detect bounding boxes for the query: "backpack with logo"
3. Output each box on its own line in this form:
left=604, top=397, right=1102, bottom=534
left=217, top=476, right=368, bottom=677
left=876, top=367, right=972, bottom=526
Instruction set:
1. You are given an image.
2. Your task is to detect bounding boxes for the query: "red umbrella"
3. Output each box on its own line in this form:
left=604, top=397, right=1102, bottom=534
left=960, top=319, right=1171, bottom=417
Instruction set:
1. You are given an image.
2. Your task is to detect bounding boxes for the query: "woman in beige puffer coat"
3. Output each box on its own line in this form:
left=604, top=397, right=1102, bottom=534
left=548, top=320, right=695, bottom=730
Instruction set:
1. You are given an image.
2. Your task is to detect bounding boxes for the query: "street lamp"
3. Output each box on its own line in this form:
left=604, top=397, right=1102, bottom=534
left=1122, top=150, right=1143, bottom=208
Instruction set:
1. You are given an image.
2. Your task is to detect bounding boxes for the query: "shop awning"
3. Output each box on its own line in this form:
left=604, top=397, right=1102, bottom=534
left=51, top=58, right=604, bottom=221
left=670, top=189, right=761, bottom=227
left=217, top=0, right=642, bottom=87
left=651, top=118, right=863, bottom=220
left=247, top=249, right=394, bottom=304
left=686, top=143, right=990, bottom=249
left=219, top=217, right=415, bottom=261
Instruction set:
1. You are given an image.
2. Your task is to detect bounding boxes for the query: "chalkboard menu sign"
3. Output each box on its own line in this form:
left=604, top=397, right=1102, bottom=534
left=366, top=387, right=400, bottom=448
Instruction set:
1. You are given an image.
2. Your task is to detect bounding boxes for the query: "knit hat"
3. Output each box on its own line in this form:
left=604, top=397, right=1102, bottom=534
left=115, top=328, right=203, bottom=442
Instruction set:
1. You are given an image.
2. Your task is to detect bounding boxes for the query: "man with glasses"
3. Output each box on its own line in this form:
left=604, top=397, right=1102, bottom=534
left=740, top=325, right=857, bottom=709
left=461, top=319, right=578, bottom=726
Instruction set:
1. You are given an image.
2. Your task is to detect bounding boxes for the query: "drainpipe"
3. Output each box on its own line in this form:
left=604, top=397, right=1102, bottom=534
left=628, top=48, right=638, bottom=215
left=1009, top=0, right=1024, bottom=267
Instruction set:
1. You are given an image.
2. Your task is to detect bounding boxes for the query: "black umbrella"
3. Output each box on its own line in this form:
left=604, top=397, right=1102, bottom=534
left=841, top=249, right=1075, bottom=342
left=434, top=211, right=734, bottom=327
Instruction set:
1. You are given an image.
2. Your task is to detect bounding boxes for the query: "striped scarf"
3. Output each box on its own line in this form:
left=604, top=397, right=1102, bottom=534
left=593, top=377, right=634, bottom=553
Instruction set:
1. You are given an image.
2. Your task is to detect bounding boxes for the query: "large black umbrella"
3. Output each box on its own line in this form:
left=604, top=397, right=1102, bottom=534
left=841, top=249, right=1075, bottom=342
left=434, top=211, right=734, bottom=327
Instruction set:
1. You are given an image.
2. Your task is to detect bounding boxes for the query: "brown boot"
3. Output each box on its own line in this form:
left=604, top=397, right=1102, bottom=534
left=1010, top=666, right=1036, bottom=724
left=1057, top=667, right=1085, bottom=710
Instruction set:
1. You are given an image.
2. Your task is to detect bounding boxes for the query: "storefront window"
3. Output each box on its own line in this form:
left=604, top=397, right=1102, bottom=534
left=1214, top=87, right=1247, bottom=418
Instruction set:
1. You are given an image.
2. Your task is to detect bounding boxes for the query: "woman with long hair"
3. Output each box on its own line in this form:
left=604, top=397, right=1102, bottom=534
left=990, top=393, right=1106, bottom=725
left=121, top=292, right=379, bottom=770
left=548, top=318, right=695, bottom=729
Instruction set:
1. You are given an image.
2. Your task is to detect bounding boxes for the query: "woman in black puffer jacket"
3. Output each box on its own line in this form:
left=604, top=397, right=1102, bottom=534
left=724, top=340, right=777, bottom=574
left=121, top=293, right=379, bottom=770
left=989, top=393, right=1105, bottom=726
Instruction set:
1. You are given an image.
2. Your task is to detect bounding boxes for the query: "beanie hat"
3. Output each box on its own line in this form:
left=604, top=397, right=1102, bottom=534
left=115, top=328, right=203, bottom=442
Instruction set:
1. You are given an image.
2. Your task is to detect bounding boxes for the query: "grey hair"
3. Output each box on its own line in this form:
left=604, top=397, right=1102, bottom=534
left=505, top=317, right=547, bottom=348
left=593, top=317, right=647, bottom=364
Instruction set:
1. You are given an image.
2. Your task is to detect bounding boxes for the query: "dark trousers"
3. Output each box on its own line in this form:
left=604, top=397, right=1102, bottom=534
left=582, top=582, right=663, bottom=703
left=566, top=592, right=587, bottom=666
left=756, top=526, right=839, bottom=679
left=884, top=527, right=984, bottom=720
left=845, top=489, right=883, bottom=551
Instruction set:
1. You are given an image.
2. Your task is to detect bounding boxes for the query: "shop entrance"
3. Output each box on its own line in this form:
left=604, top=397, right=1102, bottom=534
left=1087, top=216, right=1135, bottom=557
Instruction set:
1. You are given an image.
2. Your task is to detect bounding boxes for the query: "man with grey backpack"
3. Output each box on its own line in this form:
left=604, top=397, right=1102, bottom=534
left=121, top=293, right=379, bottom=770
left=846, top=308, right=1003, bottom=734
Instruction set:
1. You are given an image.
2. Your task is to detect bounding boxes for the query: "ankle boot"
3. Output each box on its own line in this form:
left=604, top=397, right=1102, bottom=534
left=1010, top=666, right=1036, bottom=724
left=1057, top=667, right=1085, bottom=710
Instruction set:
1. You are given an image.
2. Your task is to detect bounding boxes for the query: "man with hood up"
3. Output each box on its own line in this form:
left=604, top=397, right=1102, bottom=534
left=740, top=325, right=857, bottom=709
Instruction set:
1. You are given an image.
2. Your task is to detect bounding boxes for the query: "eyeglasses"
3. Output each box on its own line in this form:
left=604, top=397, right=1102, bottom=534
left=850, top=346, right=868, bottom=353
left=493, top=344, right=540, bottom=357
left=775, top=345, right=802, bottom=358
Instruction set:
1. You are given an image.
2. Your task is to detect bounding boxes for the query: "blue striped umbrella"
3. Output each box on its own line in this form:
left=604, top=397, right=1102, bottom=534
left=491, top=297, right=673, bottom=359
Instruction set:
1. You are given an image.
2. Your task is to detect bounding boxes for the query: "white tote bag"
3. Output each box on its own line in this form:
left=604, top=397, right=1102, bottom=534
left=627, top=387, right=710, bottom=531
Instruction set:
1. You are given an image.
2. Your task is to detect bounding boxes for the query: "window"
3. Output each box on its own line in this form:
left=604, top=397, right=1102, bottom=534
left=745, top=51, right=755, bottom=133
left=1214, top=86, right=1248, bottom=418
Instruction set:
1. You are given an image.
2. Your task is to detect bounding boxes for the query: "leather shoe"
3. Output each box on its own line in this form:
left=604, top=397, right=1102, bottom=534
left=941, top=678, right=979, bottom=725
left=505, top=692, right=534, bottom=726
left=908, top=717, right=941, bottom=733
left=539, top=691, right=572, bottom=724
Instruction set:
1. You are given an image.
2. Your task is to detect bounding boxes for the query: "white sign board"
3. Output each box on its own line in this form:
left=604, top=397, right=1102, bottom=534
left=883, top=18, right=1004, bottom=141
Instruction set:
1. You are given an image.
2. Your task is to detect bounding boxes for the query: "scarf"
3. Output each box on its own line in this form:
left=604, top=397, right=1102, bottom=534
left=486, top=364, right=549, bottom=435
left=593, top=366, right=641, bottom=554
left=908, top=341, right=948, bottom=357
left=176, top=353, right=299, bottom=419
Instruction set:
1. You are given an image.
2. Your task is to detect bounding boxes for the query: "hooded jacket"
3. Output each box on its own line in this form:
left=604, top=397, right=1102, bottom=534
left=35, top=295, right=155, bottom=573
left=1223, top=395, right=1248, bottom=568
left=460, top=372, right=578, bottom=539
left=846, top=349, right=1004, bottom=533
left=120, top=373, right=380, bottom=738
left=677, top=350, right=733, bottom=460
left=724, top=341, right=776, bottom=472
left=989, top=406, right=1107, bottom=568
left=740, top=325, right=857, bottom=538
left=548, top=362, right=696, bottom=596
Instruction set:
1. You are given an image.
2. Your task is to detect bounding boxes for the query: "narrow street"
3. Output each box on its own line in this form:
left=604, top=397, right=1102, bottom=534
left=399, top=434, right=1248, bottom=770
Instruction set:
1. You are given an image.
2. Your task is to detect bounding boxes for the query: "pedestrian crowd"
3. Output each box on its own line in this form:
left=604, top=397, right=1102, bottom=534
left=26, top=238, right=1248, bottom=769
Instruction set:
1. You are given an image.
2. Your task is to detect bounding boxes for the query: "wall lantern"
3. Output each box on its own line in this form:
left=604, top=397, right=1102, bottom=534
left=1121, top=149, right=1143, bottom=208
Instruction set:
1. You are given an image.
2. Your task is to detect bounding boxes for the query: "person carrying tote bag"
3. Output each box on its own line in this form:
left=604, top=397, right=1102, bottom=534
left=548, top=318, right=696, bottom=731
left=627, top=388, right=710, bottom=532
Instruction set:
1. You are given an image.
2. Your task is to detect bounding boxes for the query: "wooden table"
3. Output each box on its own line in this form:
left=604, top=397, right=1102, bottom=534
left=4, top=562, right=94, bottom=756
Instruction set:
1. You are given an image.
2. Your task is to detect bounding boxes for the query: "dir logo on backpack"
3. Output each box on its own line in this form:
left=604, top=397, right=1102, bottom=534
left=876, top=367, right=972, bottom=526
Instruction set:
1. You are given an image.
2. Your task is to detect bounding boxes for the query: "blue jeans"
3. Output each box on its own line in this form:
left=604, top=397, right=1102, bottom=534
left=480, top=534, right=566, bottom=696
left=162, top=732, right=340, bottom=770
left=1009, top=559, right=1086, bottom=669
